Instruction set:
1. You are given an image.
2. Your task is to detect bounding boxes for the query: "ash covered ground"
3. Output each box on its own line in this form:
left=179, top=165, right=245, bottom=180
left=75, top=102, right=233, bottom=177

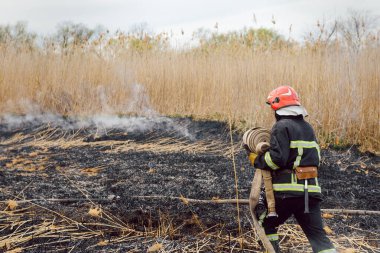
left=0, top=116, right=379, bottom=252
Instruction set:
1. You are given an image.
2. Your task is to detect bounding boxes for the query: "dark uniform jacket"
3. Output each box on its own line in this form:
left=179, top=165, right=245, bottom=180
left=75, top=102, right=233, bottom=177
left=254, top=114, right=322, bottom=199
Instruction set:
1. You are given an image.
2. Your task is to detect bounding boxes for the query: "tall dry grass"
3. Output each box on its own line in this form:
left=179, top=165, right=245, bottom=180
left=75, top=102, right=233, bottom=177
left=0, top=40, right=379, bottom=152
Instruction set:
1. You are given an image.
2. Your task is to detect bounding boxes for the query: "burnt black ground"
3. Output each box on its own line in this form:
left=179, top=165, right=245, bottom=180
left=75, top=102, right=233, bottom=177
left=0, top=116, right=379, bottom=252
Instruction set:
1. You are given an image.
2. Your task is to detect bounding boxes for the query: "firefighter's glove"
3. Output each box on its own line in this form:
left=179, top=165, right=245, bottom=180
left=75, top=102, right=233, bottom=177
left=248, top=152, right=258, bottom=165
left=255, top=142, right=270, bottom=155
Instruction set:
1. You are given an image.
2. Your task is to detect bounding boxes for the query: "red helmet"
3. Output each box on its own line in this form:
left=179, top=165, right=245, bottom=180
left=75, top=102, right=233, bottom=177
left=266, top=86, right=301, bottom=110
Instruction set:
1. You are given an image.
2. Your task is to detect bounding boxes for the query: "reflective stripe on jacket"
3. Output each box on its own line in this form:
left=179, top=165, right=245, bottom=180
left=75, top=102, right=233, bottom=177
left=254, top=114, right=322, bottom=199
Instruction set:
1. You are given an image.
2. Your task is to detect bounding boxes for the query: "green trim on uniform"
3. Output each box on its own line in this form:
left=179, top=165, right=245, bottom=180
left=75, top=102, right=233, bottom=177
left=290, top=140, right=321, bottom=161
left=266, top=233, right=279, bottom=241
left=273, top=183, right=321, bottom=193
left=293, top=147, right=304, bottom=169
left=318, top=249, right=337, bottom=253
left=291, top=173, right=297, bottom=184
left=290, top=140, right=319, bottom=148
left=316, top=145, right=321, bottom=161
left=265, top=152, right=280, bottom=170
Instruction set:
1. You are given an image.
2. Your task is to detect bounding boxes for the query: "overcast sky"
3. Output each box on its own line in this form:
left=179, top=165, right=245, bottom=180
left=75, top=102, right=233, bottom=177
left=1, top=0, right=379, bottom=43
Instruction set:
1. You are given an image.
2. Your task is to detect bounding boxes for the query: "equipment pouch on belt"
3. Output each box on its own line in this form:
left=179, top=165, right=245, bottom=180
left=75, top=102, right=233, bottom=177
left=295, top=166, right=317, bottom=180
left=295, top=166, right=318, bottom=214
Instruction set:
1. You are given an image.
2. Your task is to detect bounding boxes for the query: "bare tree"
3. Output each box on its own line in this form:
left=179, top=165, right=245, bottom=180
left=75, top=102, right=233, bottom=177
left=337, top=10, right=379, bottom=50
left=55, top=22, right=95, bottom=48
left=0, top=21, right=36, bottom=49
left=304, top=10, right=379, bottom=50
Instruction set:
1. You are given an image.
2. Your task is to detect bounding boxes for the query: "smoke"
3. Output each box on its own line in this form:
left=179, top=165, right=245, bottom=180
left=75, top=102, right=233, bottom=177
left=0, top=83, right=193, bottom=139
left=78, top=115, right=192, bottom=139
left=97, top=86, right=114, bottom=114
left=123, top=83, right=157, bottom=117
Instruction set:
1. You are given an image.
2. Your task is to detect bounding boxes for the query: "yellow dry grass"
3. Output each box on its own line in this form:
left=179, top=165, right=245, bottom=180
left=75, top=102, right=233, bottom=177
left=323, top=225, right=334, bottom=235
left=3, top=154, right=47, bottom=172
left=6, top=200, right=18, bottom=210
left=147, top=243, right=163, bottom=252
left=80, top=167, right=102, bottom=176
left=0, top=43, right=379, bottom=152
left=1, top=130, right=231, bottom=158
left=88, top=207, right=102, bottom=217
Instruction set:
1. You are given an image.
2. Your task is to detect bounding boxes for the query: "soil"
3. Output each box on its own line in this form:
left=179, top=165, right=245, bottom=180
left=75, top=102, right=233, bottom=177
left=0, top=116, right=379, bottom=252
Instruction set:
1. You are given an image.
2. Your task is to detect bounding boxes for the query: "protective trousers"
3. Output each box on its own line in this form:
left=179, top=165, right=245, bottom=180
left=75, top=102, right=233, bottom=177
left=262, top=197, right=336, bottom=253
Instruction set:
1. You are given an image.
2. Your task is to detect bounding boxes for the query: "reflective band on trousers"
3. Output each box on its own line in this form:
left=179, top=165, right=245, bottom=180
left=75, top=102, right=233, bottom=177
left=318, top=249, right=337, bottom=253
left=265, top=152, right=280, bottom=170
left=273, top=183, right=321, bottom=193
left=266, top=234, right=279, bottom=241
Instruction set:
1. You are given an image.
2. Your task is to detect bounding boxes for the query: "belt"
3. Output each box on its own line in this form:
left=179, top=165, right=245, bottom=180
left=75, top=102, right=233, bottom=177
left=273, top=168, right=293, bottom=176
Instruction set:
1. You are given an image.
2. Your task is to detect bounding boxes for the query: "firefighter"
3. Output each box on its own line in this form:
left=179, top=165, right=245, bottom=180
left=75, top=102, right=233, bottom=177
left=252, top=86, right=336, bottom=253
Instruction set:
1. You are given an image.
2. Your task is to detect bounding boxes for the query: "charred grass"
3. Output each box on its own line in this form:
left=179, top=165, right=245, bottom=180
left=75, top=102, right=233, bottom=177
left=0, top=118, right=379, bottom=252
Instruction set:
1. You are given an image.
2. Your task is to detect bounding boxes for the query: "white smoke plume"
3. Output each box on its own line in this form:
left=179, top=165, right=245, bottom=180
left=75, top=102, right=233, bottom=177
left=0, top=83, right=193, bottom=139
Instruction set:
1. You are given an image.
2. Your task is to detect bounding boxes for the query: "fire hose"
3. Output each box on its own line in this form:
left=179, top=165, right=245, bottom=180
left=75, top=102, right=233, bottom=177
left=242, top=127, right=277, bottom=217
left=242, top=127, right=276, bottom=253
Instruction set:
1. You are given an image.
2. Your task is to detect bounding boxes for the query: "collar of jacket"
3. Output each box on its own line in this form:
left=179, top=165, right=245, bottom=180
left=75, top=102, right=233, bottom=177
left=276, top=105, right=308, bottom=117
left=275, top=113, right=304, bottom=121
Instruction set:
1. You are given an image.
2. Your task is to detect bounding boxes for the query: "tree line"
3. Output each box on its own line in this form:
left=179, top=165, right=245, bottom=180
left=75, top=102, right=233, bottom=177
left=0, top=10, right=378, bottom=52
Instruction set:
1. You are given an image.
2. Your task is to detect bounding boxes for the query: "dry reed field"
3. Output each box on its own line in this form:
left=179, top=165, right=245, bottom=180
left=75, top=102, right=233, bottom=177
left=0, top=22, right=379, bottom=152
